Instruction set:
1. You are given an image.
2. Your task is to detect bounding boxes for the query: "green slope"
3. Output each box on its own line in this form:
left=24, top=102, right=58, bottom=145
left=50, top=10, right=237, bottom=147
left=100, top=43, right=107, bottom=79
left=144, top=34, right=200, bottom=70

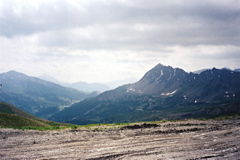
left=0, top=102, right=71, bottom=129
left=0, top=102, right=37, bottom=119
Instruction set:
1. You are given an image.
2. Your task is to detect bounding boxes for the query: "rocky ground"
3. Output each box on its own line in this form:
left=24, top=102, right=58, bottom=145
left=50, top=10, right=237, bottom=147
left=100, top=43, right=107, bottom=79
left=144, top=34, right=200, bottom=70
left=0, top=119, right=240, bottom=160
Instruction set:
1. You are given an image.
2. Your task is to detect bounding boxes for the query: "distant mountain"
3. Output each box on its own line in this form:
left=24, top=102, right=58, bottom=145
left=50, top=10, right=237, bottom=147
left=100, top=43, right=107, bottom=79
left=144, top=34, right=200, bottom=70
left=105, top=77, right=138, bottom=89
left=38, top=74, right=60, bottom=84
left=51, top=64, right=240, bottom=124
left=193, top=67, right=238, bottom=74
left=221, top=67, right=232, bottom=71
left=63, top=82, right=111, bottom=93
left=0, top=71, right=97, bottom=119
left=234, top=68, right=240, bottom=72
left=193, top=69, right=209, bottom=74
left=38, top=74, right=111, bottom=93
left=0, top=102, right=71, bottom=128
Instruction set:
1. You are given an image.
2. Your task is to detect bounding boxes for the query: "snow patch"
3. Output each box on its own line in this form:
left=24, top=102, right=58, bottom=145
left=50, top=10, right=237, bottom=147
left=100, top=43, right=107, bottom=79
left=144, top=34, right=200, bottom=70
left=172, top=69, right=176, bottom=77
left=167, top=73, right=172, bottom=81
left=126, top=87, right=135, bottom=92
left=156, top=70, right=164, bottom=81
left=161, top=70, right=163, bottom=76
left=138, top=90, right=143, bottom=93
left=161, top=90, right=177, bottom=96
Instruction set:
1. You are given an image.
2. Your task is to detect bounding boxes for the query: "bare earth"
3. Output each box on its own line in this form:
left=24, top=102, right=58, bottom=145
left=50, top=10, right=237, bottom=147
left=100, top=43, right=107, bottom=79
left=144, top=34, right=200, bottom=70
left=1, top=119, right=240, bottom=160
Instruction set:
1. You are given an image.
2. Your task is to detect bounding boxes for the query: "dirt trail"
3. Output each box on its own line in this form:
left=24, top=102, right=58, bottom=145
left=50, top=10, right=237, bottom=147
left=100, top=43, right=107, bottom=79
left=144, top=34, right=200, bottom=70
left=0, top=119, right=240, bottom=159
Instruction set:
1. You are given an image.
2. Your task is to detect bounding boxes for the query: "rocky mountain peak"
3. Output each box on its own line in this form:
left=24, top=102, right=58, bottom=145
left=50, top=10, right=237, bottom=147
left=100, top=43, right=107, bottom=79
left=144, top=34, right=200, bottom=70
left=130, top=64, right=188, bottom=96
left=141, top=64, right=186, bottom=82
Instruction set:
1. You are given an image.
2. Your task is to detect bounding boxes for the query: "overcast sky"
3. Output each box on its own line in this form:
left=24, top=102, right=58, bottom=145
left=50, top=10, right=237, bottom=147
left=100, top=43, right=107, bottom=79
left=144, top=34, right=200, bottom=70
left=0, top=0, right=239, bottom=83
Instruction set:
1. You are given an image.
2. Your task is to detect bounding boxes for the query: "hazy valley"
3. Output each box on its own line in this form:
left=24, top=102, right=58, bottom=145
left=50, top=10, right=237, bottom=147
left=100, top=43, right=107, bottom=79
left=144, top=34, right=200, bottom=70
left=0, top=71, right=97, bottom=119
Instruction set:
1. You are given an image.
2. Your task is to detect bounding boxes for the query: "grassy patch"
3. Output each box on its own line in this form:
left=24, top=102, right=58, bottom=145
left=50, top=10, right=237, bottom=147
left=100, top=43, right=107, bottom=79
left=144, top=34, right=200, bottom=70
left=214, top=114, right=240, bottom=120
left=0, top=113, right=72, bottom=130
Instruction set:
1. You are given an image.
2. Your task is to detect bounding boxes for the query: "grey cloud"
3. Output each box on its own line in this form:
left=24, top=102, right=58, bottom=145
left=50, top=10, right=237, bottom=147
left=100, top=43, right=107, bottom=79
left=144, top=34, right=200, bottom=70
left=210, top=51, right=240, bottom=60
left=0, top=0, right=239, bottom=49
left=189, top=46, right=240, bottom=60
left=0, top=0, right=88, bottom=37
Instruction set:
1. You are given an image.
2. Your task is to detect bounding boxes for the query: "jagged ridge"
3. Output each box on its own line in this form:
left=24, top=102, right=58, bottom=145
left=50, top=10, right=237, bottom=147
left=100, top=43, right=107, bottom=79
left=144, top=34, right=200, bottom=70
left=49, top=64, right=240, bottom=124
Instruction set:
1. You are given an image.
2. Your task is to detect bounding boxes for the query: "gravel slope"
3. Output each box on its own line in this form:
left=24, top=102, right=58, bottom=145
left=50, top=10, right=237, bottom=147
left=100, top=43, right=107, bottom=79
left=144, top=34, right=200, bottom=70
left=0, top=119, right=240, bottom=159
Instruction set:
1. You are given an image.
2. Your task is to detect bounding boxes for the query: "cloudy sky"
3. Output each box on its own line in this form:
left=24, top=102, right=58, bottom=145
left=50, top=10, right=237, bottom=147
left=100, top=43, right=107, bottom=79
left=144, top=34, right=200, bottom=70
left=0, top=0, right=239, bottom=84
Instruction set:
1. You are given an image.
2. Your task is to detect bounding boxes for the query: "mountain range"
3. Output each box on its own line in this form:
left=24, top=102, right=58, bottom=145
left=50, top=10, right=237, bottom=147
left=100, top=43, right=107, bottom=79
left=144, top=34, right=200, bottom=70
left=0, top=71, right=97, bottom=119
left=194, top=68, right=240, bottom=74
left=39, top=74, right=138, bottom=92
left=39, top=74, right=111, bottom=93
left=1, top=64, right=240, bottom=125
left=50, top=64, right=240, bottom=124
